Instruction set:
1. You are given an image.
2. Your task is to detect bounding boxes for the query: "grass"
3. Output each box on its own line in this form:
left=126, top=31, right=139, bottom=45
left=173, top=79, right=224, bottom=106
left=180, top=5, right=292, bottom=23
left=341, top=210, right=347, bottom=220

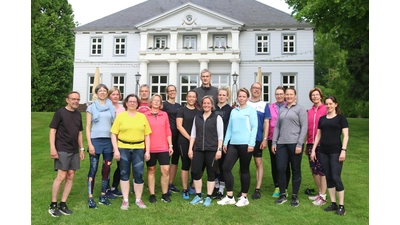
left=31, top=112, right=369, bottom=225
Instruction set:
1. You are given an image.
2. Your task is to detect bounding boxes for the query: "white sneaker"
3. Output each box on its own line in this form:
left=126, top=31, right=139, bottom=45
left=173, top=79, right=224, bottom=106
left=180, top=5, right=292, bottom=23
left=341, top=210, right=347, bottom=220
left=308, top=194, right=320, bottom=201
left=217, top=195, right=236, bottom=205
left=235, top=196, right=249, bottom=207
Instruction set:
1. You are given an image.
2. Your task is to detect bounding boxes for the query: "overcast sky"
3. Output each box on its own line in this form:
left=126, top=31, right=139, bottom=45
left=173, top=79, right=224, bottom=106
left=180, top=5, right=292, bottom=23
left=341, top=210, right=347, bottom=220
left=68, top=0, right=293, bottom=26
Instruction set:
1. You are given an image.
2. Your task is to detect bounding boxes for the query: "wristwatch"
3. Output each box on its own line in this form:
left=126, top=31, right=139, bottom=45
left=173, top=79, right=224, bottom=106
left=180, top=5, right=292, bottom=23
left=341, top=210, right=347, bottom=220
left=217, top=148, right=222, bottom=151
left=263, top=137, right=267, bottom=140
left=80, top=147, right=85, bottom=151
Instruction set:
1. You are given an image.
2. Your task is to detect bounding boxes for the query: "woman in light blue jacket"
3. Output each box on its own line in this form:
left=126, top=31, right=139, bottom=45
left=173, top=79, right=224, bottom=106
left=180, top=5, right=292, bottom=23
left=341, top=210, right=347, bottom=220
left=217, top=88, right=258, bottom=207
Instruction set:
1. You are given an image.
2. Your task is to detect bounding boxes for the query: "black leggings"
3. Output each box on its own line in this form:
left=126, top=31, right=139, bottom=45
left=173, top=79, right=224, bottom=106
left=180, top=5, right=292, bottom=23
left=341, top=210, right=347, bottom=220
left=222, top=144, right=253, bottom=194
left=111, top=161, right=120, bottom=188
left=192, top=151, right=216, bottom=181
left=319, top=152, right=344, bottom=191
left=179, top=140, right=191, bottom=171
left=276, top=143, right=303, bottom=195
left=268, top=140, right=290, bottom=188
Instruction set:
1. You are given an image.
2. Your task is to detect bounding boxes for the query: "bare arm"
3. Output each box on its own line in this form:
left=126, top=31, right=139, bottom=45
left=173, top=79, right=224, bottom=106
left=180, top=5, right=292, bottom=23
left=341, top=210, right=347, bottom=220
left=49, top=128, right=58, bottom=159
left=176, top=117, right=191, bottom=140
left=86, top=112, right=95, bottom=155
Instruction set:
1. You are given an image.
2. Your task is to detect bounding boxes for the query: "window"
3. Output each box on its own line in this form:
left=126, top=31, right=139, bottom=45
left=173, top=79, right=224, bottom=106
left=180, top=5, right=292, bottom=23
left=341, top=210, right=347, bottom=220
left=282, top=34, right=295, bottom=53
left=180, top=75, right=198, bottom=106
left=214, top=35, right=227, bottom=48
left=282, top=74, right=296, bottom=90
left=183, top=36, right=196, bottom=50
left=154, top=36, right=167, bottom=48
left=112, top=75, right=125, bottom=100
left=256, top=35, right=269, bottom=53
left=150, top=75, right=168, bottom=101
left=88, top=75, right=95, bottom=102
left=261, top=75, right=270, bottom=102
left=91, top=37, right=102, bottom=55
left=114, top=37, right=126, bottom=55
left=211, top=75, right=230, bottom=90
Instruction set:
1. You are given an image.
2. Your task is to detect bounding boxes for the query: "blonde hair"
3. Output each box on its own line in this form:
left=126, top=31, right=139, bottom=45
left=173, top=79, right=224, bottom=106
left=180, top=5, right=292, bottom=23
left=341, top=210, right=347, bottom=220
left=201, top=95, right=216, bottom=111
left=218, top=86, right=231, bottom=103
left=108, top=87, right=122, bottom=101
left=148, top=93, right=163, bottom=109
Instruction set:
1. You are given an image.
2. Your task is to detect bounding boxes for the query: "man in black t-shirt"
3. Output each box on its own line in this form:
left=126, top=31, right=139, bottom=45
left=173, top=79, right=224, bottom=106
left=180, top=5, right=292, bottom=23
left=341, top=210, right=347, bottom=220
left=193, top=69, right=218, bottom=106
left=48, top=91, right=85, bottom=217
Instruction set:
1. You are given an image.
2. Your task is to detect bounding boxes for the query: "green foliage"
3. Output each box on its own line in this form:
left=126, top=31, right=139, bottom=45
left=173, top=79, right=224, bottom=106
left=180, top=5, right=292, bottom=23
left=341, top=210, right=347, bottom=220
left=32, top=113, right=369, bottom=224
left=31, top=0, right=76, bottom=112
left=285, top=0, right=369, bottom=114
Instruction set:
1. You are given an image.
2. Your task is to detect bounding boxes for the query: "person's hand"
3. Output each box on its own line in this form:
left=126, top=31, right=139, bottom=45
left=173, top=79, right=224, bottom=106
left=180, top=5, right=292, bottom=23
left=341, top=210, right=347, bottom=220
left=169, top=146, right=174, bottom=156
left=339, top=151, right=346, bottom=162
left=260, top=139, right=267, bottom=149
left=188, top=149, right=193, bottom=159
left=247, top=146, right=254, bottom=153
left=144, top=152, right=150, bottom=162
left=310, top=151, right=316, bottom=162
left=88, top=144, right=96, bottom=156
left=295, top=146, right=302, bottom=154
left=113, top=150, right=120, bottom=161
left=271, top=146, right=276, bottom=155
left=223, top=145, right=227, bottom=154
left=50, top=148, right=58, bottom=159
left=215, top=151, right=222, bottom=160
left=80, top=150, right=85, bottom=161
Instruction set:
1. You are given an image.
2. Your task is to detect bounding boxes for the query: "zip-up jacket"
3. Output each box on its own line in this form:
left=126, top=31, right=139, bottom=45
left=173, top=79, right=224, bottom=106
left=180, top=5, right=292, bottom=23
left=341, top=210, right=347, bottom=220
left=307, top=104, right=327, bottom=144
left=268, top=101, right=287, bottom=140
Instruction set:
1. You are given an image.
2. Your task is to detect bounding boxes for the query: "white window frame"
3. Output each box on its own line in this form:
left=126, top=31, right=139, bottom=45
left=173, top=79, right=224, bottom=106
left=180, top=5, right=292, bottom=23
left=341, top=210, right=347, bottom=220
left=213, top=35, right=227, bottom=48
left=150, top=75, right=168, bottom=101
left=261, top=74, right=271, bottom=102
left=282, top=73, right=296, bottom=90
left=114, top=37, right=126, bottom=56
left=211, top=75, right=230, bottom=90
left=112, top=74, right=126, bottom=101
left=180, top=74, right=199, bottom=106
left=183, top=35, right=196, bottom=50
left=256, top=34, right=269, bottom=54
left=88, top=75, right=96, bottom=102
left=90, top=37, right=102, bottom=55
left=282, top=34, right=296, bottom=53
left=154, top=36, right=167, bottom=49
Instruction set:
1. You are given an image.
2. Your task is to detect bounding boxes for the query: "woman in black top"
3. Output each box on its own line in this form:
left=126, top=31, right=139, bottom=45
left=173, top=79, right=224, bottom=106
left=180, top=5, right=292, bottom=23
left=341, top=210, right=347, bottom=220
left=162, top=85, right=183, bottom=194
left=176, top=90, right=201, bottom=199
left=311, top=96, right=349, bottom=216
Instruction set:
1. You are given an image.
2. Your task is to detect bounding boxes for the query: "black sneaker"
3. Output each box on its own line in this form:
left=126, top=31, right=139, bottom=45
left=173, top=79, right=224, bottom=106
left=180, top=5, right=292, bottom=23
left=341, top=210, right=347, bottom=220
left=290, top=195, right=299, bottom=207
left=149, top=194, right=157, bottom=203
left=274, top=195, right=287, bottom=204
left=213, top=191, right=224, bottom=200
left=48, top=203, right=61, bottom=217
left=252, top=190, right=261, bottom=200
left=324, top=203, right=338, bottom=212
left=59, top=203, right=73, bottom=215
left=161, top=194, right=171, bottom=203
left=168, top=184, right=180, bottom=193
left=336, top=205, right=346, bottom=216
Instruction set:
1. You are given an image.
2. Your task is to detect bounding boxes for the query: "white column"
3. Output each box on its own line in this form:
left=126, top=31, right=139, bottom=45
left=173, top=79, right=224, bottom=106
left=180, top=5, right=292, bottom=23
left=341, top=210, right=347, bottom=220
left=231, top=30, right=240, bottom=50
left=200, top=31, right=208, bottom=51
left=138, top=60, right=149, bottom=94
left=167, top=59, right=179, bottom=85
left=198, top=58, right=210, bottom=73
left=170, top=31, right=178, bottom=51
left=140, top=32, right=148, bottom=51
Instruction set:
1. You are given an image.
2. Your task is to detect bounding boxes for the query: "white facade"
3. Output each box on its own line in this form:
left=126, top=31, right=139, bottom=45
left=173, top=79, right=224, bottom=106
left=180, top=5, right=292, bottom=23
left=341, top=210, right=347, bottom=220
left=73, top=2, right=314, bottom=107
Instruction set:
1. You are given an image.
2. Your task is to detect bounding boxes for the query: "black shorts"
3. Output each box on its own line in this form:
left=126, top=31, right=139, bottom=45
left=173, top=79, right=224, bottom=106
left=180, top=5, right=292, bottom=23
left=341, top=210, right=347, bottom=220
left=146, top=152, right=170, bottom=167
left=252, top=140, right=263, bottom=158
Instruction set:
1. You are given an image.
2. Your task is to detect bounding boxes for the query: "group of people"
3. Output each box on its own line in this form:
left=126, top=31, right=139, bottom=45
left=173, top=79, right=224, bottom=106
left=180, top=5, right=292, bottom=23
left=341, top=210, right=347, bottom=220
left=47, top=69, right=349, bottom=217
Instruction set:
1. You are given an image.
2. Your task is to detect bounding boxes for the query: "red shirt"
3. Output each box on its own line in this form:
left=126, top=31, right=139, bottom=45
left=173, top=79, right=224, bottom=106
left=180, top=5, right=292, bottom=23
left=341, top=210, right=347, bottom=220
left=145, top=110, right=171, bottom=153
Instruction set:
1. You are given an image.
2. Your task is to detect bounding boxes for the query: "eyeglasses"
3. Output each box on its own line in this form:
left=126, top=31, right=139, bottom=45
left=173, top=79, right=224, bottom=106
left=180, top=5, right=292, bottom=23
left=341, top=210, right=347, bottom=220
left=69, top=98, right=80, bottom=101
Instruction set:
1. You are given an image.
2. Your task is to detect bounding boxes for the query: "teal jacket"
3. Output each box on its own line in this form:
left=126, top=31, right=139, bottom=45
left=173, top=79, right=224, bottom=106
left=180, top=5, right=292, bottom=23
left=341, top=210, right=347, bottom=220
left=223, top=105, right=258, bottom=147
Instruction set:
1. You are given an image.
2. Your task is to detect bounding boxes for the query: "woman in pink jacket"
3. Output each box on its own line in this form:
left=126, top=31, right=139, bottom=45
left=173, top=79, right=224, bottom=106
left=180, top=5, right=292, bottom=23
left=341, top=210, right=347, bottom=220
left=305, top=88, right=328, bottom=206
left=267, top=86, right=290, bottom=198
left=145, top=94, right=174, bottom=203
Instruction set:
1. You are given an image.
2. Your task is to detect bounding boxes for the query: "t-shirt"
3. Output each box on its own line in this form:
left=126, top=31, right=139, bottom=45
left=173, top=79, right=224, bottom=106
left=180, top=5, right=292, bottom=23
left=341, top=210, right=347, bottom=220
left=247, top=100, right=271, bottom=141
left=162, top=101, right=183, bottom=136
left=87, top=103, right=114, bottom=138
left=138, top=101, right=150, bottom=113
left=318, top=114, right=348, bottom=154
left=110, top=111, right=152, bottom=149
left=49, top=107, right=83, bottom=153
left=145, top=110, right=171, bottom=153
left=176, top=106, right=201, bottom=142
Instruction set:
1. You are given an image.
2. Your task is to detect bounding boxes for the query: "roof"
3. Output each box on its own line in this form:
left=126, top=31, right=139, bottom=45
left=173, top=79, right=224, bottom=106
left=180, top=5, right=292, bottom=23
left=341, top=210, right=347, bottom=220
left=73, top=0, right=312, bottom=32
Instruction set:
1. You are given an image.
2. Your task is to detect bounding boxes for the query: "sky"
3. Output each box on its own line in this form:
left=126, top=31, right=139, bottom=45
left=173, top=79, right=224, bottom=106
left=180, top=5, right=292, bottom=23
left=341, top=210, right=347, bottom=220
left=68, top=0, right=293, bottom=26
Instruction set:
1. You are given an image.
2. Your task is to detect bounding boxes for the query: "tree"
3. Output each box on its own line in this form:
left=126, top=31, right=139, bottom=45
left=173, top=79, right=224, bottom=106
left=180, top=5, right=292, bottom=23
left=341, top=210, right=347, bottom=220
left=285, top=0, right=369, bottom=116
left=31, top=0, right=76, bottom=112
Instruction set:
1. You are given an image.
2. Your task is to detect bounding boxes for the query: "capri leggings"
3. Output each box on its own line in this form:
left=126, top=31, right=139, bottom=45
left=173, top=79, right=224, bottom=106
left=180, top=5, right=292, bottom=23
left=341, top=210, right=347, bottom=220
left=192, top=150, right=216, bottom=181
left=179, top=139, right=191, bottom=171
left=119, top=148, right=145, bottom=184
left=319, top=152, right=344, bottom=191
left=170, top=134, right=180, bottom=165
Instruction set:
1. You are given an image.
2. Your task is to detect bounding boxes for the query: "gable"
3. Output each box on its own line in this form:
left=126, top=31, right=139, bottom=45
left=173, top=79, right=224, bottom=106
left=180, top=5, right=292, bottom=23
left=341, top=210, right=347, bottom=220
left=136, top=3, right=244, bottom=30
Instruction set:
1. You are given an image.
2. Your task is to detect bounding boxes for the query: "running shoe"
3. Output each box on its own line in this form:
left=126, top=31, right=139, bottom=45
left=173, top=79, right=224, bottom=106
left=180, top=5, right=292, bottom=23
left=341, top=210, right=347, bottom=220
left=272, top=187, right=280, bottom=198
left=48, top=203, right=61, bottom=217
left=235, top=196, right=249, bottom=207
left=190, top=195, right=203, bottom=205
left=217, top=195, right=236, bottom=205
left=203, top=197, right=212, bottom=206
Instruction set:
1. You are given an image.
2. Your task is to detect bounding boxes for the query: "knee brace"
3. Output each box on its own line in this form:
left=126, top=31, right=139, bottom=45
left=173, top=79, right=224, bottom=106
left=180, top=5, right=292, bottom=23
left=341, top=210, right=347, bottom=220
left=102, top=160, right=112, bottom=180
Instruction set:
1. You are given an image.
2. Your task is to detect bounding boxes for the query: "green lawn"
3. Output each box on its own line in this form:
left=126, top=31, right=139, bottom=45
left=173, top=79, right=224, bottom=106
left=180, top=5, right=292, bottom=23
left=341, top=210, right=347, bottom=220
left=31, top=112, right=369, bottom=225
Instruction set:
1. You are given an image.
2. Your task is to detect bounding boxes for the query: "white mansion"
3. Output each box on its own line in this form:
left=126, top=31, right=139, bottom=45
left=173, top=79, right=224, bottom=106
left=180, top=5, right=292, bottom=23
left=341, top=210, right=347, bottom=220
left=72, top=0, right=315, bottom=106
